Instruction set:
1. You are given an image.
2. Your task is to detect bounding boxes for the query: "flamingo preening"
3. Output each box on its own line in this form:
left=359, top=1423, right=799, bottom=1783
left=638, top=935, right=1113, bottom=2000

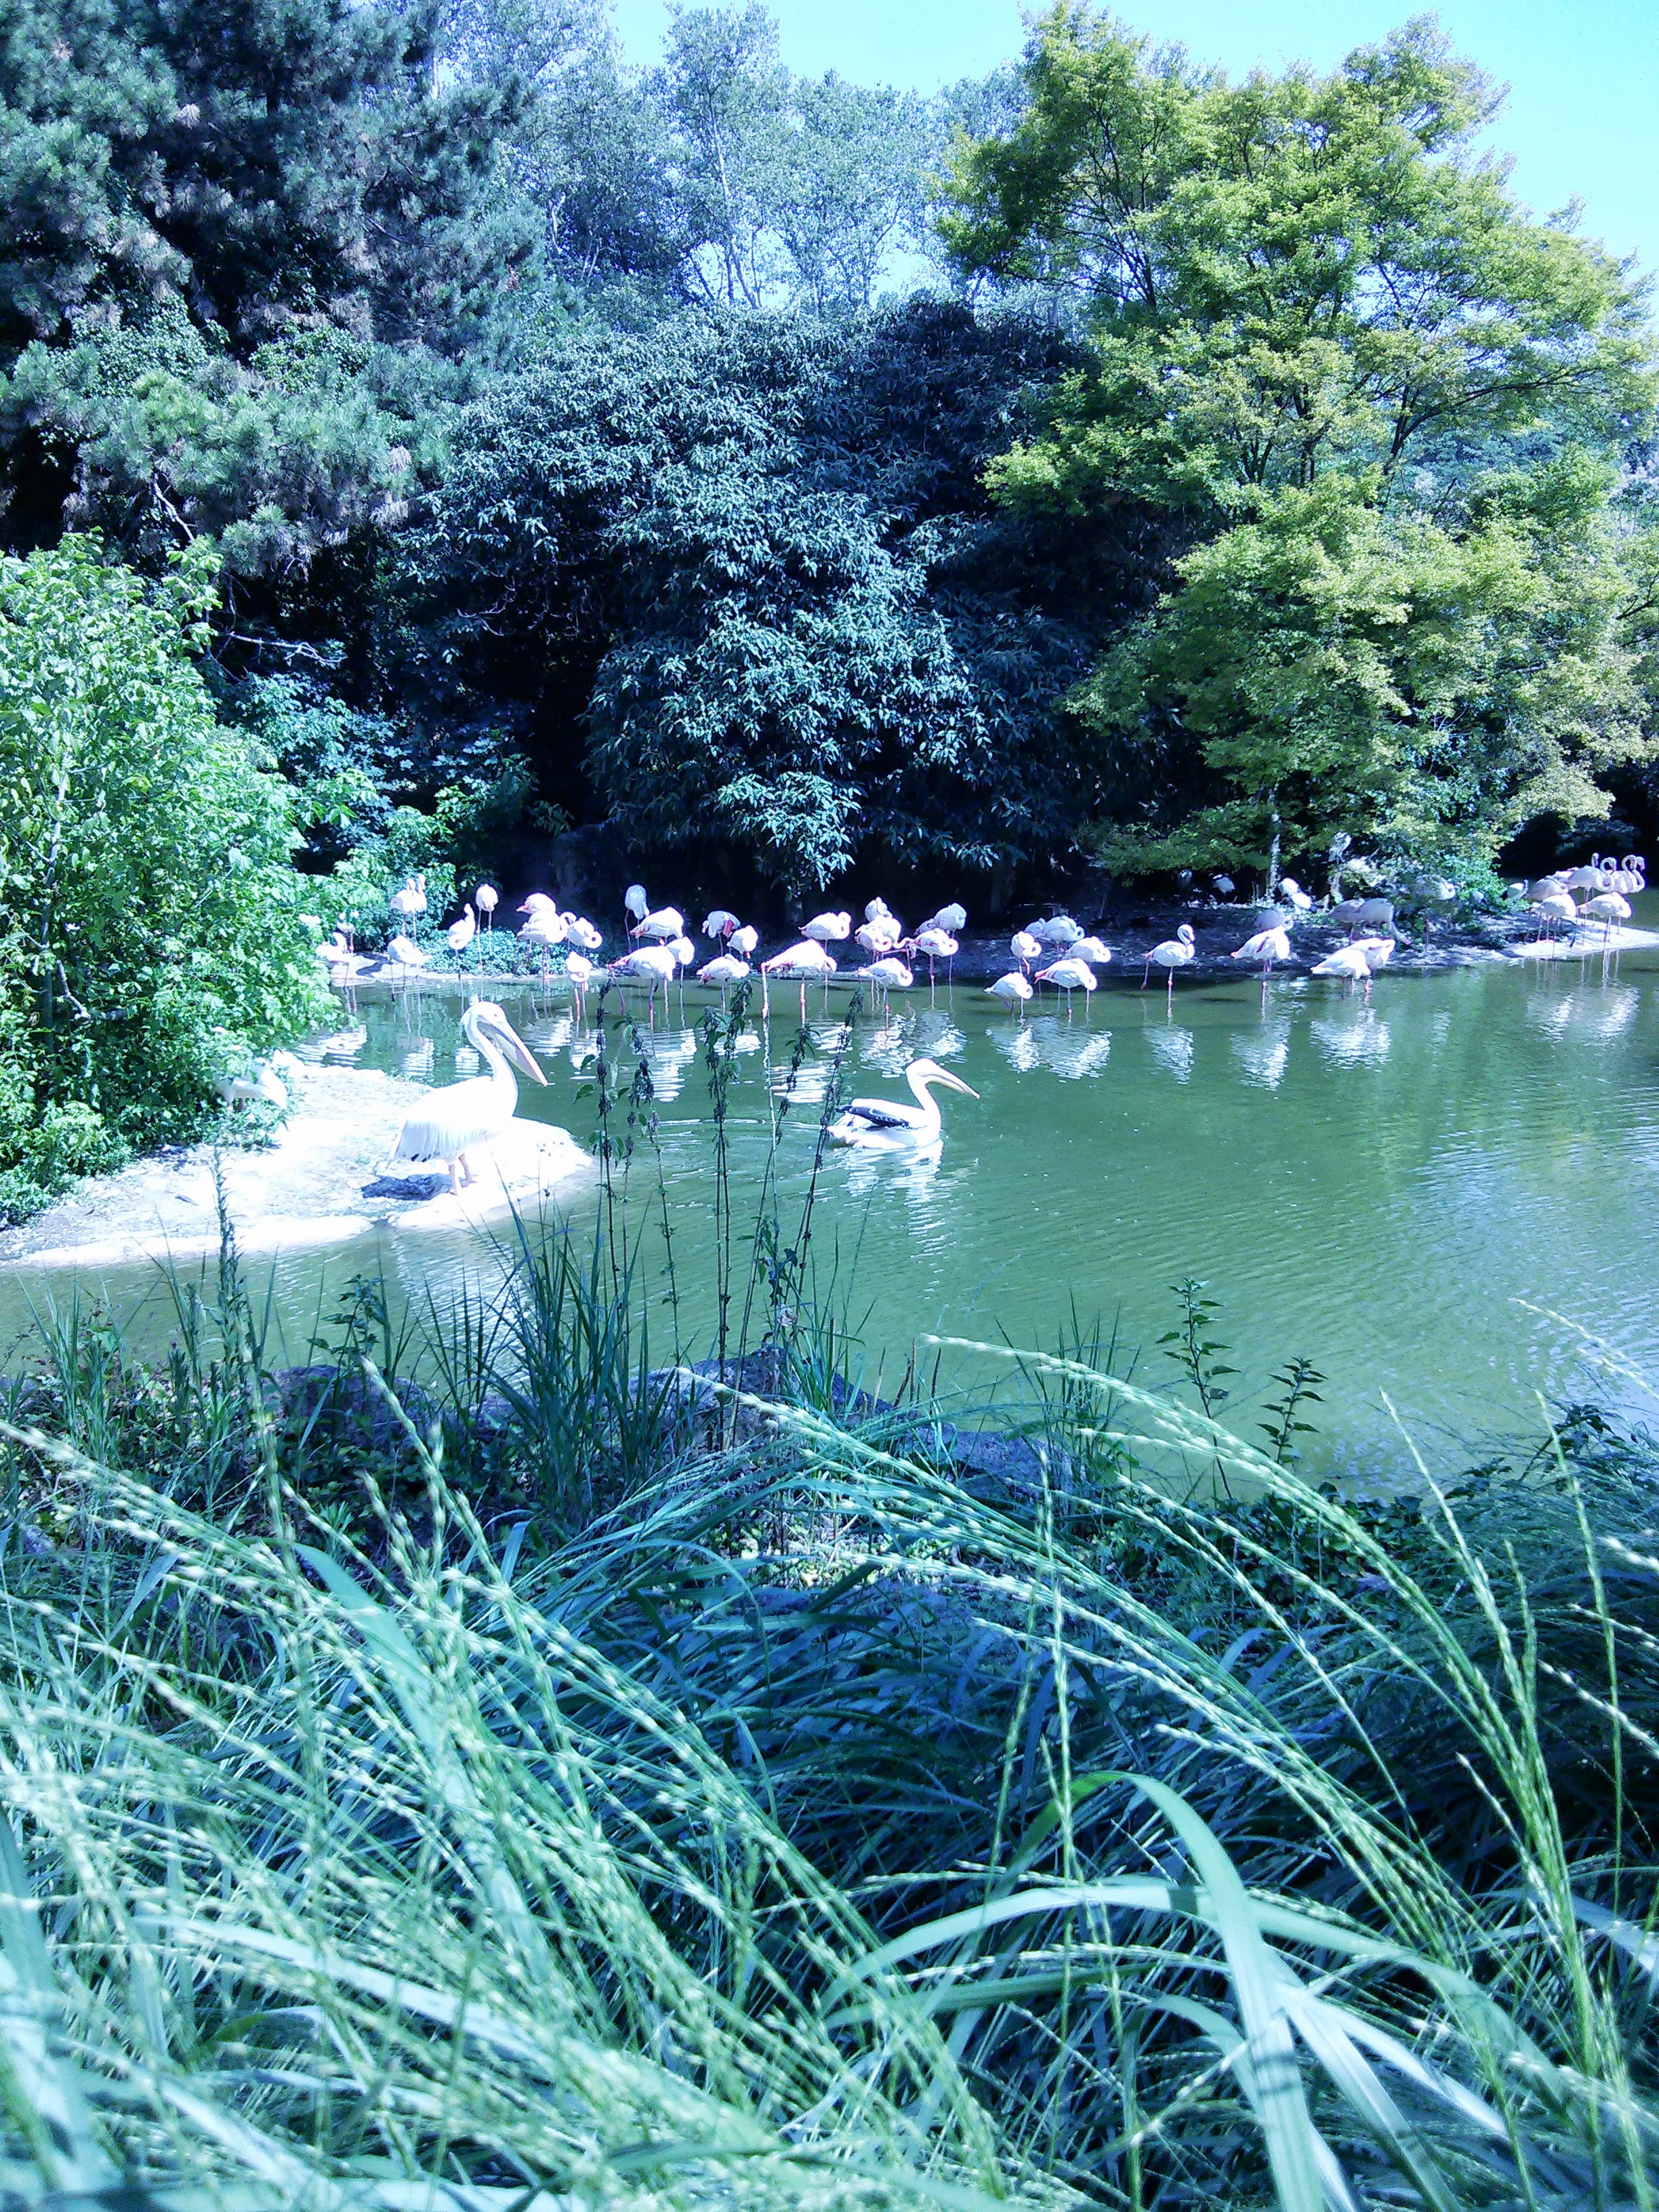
left=698, top=953, right=752, bottom=1006
left=857, top=956, right=914, bottom=1011
left=389, top=1001, right=547, bottom=1193
left=632, top=904, right=685, bottom=943
left=1311, top=943, right=1374, bottom=995
left=907, top=926, right=958, bottom=990
left=565, top=952, right=594, bottom=1015
left=804, top=910, right=852, bottom=945
left=761, top=939, right=837, bottom=1019
left=827, top=1057, right=978, bottom=1149
left=1010, top=929, right=1042, bottom=972
left=987, top=970, right=1033, bottom=1014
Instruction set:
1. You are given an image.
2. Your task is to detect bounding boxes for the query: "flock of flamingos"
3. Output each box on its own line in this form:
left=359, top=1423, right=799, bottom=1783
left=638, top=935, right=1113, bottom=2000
left=305, top=857, right=1647, bottom=1185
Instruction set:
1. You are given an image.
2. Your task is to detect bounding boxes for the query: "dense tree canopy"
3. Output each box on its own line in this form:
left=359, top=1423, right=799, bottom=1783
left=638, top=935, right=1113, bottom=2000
left=1, top=0, right=1654, bottom=928
left=943, top=5, right=1657, bottom=878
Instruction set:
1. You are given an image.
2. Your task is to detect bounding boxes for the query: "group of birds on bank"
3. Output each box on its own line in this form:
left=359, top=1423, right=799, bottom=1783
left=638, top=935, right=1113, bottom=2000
left=1523, top=855, right=1646, bottom=942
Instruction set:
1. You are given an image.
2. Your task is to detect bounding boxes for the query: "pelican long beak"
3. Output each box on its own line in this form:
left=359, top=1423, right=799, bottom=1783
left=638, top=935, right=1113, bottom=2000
left=939, top=1071, right=979, bottom=1099
left=484, top=1015, right=548, bottom=1084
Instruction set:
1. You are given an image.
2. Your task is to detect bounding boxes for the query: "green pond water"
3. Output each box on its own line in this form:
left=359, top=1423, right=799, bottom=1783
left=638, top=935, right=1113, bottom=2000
left=8, top=916, right=1659, bottom=1483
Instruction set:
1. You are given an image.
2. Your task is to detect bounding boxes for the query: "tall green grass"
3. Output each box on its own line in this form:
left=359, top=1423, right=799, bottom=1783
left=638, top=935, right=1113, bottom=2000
left=1, top=1283, right=1655, bottom=2209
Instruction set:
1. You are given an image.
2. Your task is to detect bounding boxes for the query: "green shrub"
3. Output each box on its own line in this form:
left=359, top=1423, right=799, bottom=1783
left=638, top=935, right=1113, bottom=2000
left=0, top=535, right=330, bottom=1220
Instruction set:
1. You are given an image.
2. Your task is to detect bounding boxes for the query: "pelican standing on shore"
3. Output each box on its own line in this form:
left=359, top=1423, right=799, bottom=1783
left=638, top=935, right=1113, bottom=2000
left=828, top=1057, right=979, bottom=1148
left=390, top=1001, right=547, bottom=1193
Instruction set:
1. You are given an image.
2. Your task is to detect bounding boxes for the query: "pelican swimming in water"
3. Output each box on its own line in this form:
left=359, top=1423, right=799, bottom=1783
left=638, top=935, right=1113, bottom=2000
left=390, top=1000, right=547, bottom=1193
left=827, top=1057, right=979, bottom=1148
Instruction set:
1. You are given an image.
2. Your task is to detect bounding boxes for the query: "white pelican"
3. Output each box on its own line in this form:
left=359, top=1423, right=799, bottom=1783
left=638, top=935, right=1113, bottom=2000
left=632, top=904, right=684, bottom=942
left=1311, top=943, right=1374, bottom=994
left=217, top=1061, right=288, bottom=1111
left=446, top=905, right=476, bottom=962
left=390, top=1001, right=547, bottom=1193
left=475, top=883, right=498, bottom=929
left=827, top=1057, right=978, bottom=1148
left=855, top=917, right=902, bottom=956
left=1073, top=935, right=1113, bottom=968
left=987, top=970, right=1033, bottom=1013
left=804, top=910, right=851, bottom=943
left=1143, top=924, right=1196, bottom=1000
left=390, top=874, right=427, bottom=924
left=1010, top=928, right=1042, bottom=971
left=1036, top=956, right=1096, bottom=1015
left=1231, top=925, right=1290, bottom=978
left=762, top=939, right=836, bottom=1017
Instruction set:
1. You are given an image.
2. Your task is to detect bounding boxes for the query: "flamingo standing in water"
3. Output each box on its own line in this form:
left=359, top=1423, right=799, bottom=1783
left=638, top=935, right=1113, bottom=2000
left=987, top=971, right=1033, bottom=1015
left=390, top=1000, right=547, bottom=1193
left=762, top=939, right=837, bottom=1019
left=827, top=1057, right=979, bottom=1149
left=857, top=956, right=913, bottom=1012
left=632, top=903, right=684, bottom=943
left=1036, top=956, right=1097, bottom=1017
left=698, top=952, right=752, bottom=1006
left=1311, top=943, right=1374, bottom=996
left=1230, top=924, right=1291, bottom=980
left=1143, top=924, right=1196, bottom=1002
left=856, top=916, right=902, bottom=956
left=1010, top=929, right=1042, bottom=974
left=907, top=926, right=959, bottom=991
left=804, top=910, right=852, bottom=947
left=565, top=952, right=594, bottom=1017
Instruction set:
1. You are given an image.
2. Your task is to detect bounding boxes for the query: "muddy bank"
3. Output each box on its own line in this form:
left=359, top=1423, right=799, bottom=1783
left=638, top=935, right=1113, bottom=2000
left=1, top=1061, right=592, bottom=1273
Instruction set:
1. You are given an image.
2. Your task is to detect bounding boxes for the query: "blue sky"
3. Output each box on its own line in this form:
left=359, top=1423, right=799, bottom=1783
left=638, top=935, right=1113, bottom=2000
left=609, top=0, right=1657, bottom=276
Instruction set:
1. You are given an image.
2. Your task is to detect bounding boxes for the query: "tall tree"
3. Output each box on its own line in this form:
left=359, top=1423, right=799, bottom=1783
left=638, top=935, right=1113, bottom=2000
left=943, top=6, right=1654, bottom=876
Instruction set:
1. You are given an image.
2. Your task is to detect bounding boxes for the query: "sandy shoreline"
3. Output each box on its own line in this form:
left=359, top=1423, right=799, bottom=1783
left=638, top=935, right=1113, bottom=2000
left=2, top=1061, right=592, bottom=1273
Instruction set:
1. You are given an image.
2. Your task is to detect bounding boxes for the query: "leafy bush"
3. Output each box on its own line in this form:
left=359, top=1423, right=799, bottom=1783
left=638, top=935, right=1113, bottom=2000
left=0, top=535, right=329, bottom=1218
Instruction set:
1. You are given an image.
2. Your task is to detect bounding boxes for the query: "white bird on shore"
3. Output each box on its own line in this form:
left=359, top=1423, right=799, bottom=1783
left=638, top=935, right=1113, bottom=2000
left=1213, top=874, right=1235, bottom=897
left=446, top=905, right=476, bottom=962
left=1073, top=936, right=1113, bottom=968
left=1529, top=890, right=1578, bottom=940
left=390, top=874, right=427, bottom=924
left=319, top=931, right=368, bottom=979
left=987, top=970, right=1033, bottom=1013
left=1311, top=943, right=1374, bottom=994
left=520, top=903, right=567, bottom=947
left=1582, top=890, right=1631, bottom=945
left=1010, top=929, right=1042, bottom=971
left=1279, top=878, right=1314, bottom=913
left=926, top=902, right=968, bottom=934
left=1231, top=925, right=1291, bottom=978
left=804, top=910, right=852, bottom=943
left=1036, top=956, right=1097, bottom=1015
left=828, top=1057, right=979, bottom=1149
left=865, top=897, right=897, bottom=924
left=387, top=933, right=429, bottom=973
left=390, top=1001, right=547, bottom=1193
left=475, top=883, right=498, bottom=930
left=1143, top=924, right=1196, bottom=1000
left=1031, top=915, right=1083, bottom=949
left=217, top=1061, right=288, bottom=1111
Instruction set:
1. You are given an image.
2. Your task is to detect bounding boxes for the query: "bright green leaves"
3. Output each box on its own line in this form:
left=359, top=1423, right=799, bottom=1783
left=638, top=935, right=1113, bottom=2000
left=0, top=535, right=329, bottom=1212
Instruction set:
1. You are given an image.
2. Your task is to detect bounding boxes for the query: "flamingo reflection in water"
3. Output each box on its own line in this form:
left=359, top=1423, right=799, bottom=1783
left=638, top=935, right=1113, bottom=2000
left=827, top=1057, right=979, bottom=1148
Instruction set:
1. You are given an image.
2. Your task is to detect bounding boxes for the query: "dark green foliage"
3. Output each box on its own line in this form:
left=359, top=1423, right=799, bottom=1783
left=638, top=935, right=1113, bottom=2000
left=413, top=302, right=1115, bottom=893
